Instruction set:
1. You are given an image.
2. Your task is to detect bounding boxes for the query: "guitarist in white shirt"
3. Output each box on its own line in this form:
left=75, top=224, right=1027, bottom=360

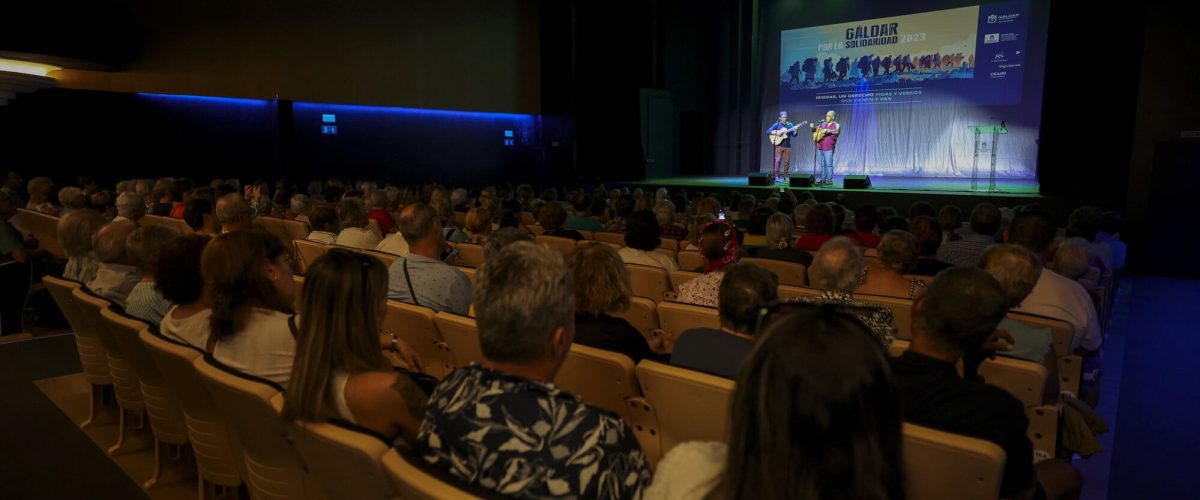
left=766, top=111, right=806, bottom=181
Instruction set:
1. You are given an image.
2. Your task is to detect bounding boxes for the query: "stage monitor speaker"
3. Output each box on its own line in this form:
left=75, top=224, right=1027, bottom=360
left=790, top=174, right=814, bottom=187
left=843, top=175, right=872, bottom=189
left=748, top=172, right=772, bottom=186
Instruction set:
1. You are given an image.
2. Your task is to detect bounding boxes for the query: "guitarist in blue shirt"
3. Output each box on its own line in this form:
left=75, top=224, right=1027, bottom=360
left=766, top=111, right=806, bottom=181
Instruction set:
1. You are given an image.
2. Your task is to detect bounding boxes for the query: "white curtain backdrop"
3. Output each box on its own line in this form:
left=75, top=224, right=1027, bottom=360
left=762, top=96, right=1039, bottom=179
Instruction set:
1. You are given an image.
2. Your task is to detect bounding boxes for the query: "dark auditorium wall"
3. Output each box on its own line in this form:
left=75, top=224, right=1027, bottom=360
left=49, top=0, right=541, bottom=114
left=1122, top=3, right=1200, bottom=278
left=0, top=90, right=542, bottom=188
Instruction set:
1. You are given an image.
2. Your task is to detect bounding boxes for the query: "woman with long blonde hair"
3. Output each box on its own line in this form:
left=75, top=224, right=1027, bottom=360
left=283, top=250, right=427, bottom=439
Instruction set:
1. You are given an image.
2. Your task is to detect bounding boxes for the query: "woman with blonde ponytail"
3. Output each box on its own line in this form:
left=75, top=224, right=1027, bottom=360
left=751, top=213, right=813, bottom=267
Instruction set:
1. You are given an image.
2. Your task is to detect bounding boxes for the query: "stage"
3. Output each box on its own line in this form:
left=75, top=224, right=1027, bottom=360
left=629, top=175, right=1040, bottom=197
left=621, top=174, right=1090, bottom=219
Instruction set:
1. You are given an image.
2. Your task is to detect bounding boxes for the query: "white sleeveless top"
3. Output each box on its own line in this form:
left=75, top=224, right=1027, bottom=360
left=332, top=371, right=355, bottom=422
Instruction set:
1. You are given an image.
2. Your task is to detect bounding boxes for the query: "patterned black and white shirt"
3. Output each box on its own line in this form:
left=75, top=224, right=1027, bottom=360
left=417, top=365, right=651, bottom=499
left=788, top=291, right=897, bottom=346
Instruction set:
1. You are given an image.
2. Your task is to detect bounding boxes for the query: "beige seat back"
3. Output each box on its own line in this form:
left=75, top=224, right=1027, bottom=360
left=15, top=208, right=65, bottom=258
left=634, top=360, right=734, bottom=456
left=777, top=284, right=821, bottom=301
left=656, top=301, right=721, bottom=340
left=360, top=249, right=401, bottom=269
left=139, top=330, right=245, bottom=489
left=741, top=257, right=807, bottom=287
left=141, top=214, right=194, bottom=235
left=612, top=296, right=660, bottom=341
left=381, top=449, right=481, bottom=499
left=43, top=277, right=110, bottom=386
left=293, top=239, right=328, bottom=274
left=194, top=356, right=312, bottom=500
left=534, top=235, right=577, bottom=255
left=977, top=356, right=1047, bottom=408
left=455, top=243, right=484, bottom=268
left=73, top=289, right=144, bottom=416
left=676, top=250, right=704, bottom=272
left=383, top=300, right=453, bottom=379
left=626, top=264, right=672, bottom=304
left=101, top=308, right=188, bottom=446
left=903, top=423, right=1005, bottom=500
left=554, top=344, right=641, bottom=422
left=288, top=420, right=396, bottom=500
left=279, top=218, right=311, bottom=242
left=593, top=232, right=625, bottom=245
left=433, top=312, right=483, bottom=367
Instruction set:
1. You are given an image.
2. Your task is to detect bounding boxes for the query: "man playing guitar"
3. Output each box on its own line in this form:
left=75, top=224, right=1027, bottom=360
left=811, top=110, right=841, bottom=185
left=766, top=111, right=808, bottom=181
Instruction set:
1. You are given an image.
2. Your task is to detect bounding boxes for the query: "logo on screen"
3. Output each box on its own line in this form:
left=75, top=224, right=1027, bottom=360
left=992, top=52, right=1006, bottom=62
left=984, top=33, right=1000, bottom=44
left=988, top=14, right=998, bottom=24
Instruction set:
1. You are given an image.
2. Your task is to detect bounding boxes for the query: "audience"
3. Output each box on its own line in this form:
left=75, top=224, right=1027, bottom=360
left=26, top=176, right=57, bottom=214
left=58, top=186, right=87, bottom=216
left=334, top=197, right=382, bottom=249
left=655, top=201, right=688, bottom=241
left=847, top=204, right=881, bottom=247
left=215, top=193, right=254, bottom=233
left=462, top=207, right=492, bottom=245
left=1007, top=209, right=1102, bottom=353
left=0, top=190, right=34, bottom=264
left=751, top=213, right=812, bottom=267
left=202, top=230, right=296, bottom=387
left=483, top=227, right=533, bottom=261
left=156, top=234, right=212, bottom=347
left=58, top=209, right=107, bottom=283
left=287, top=194, right=311, bottom=223
left=387, top=203, right=472, bottom=315
left=1, top=170, right=23, bottom=207
left=1054, top=237, right=1094, bottom=281
left=305, top=204, right=340, bottom=244
left=676, top=221, right=739, bottom=307
left=858, top=230, right=925, bottom=299
left=794, top=204, right=836, bottom=251
left=113, top=192, right=145, bottom=223
left=908, top=215, right=953, bottom=276
left=936, top=203, right=1000, bottom=266
left=893, top=267, right=1081, bottom=500
left=367, top=191, right=396, bottom=234
left=183, top=198, right=220, bottom=236
left=938, top=205, right=965, bottom=242
left=670, top=264, right=778, bottom=378
left=789, top=236, right=896, bottom=345
left=571, top=243, right=665, bottom=363
left=538, top=202, right=583, bottom=240
left=283, top=249, right=427, bottom=440
left=618, top=210, right=679, bottom=271
left=649, top=304, right=904, bottom=499
left=124, top=225, right=181, bottom=325
left=417, top=241, right=651, bottom=498
left=87, top=220, right=141, bottom=306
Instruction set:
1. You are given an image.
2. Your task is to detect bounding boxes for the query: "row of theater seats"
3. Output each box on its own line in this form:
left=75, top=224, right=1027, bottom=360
left=42, top=275, right=476, bottom=499
left=42, top=269, right=1027, bottom=499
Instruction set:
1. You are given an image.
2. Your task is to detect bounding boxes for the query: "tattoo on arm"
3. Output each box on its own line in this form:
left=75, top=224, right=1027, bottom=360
left=390, top=375, right=428, bottom=419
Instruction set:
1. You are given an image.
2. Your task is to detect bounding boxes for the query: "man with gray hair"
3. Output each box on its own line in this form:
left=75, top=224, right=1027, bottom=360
left=86, top=220, right=141, bottom=306
left=58, top=186, right=87, bottom=216
left=113, top=192, right=146, bottom=223
left=449, top=188, right=469, bottom=213
left=386, top=202, right=471, bottom=315
left=215, top=193, right=253, bottom=233
left=980, top=244, right=1055, bottom=366
left=788, top=236, right=897, bottom=345
left=1053, top=237, right=1093, bottom=281
left=416, top=241, right=651, bottom=498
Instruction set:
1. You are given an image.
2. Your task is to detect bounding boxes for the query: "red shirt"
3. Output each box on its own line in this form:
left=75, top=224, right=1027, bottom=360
left=369, top=209, right=395, bottom=234
left=660, top=224, right=688, bottom=241
left=849, top=231, right=880, bottom=248
left=169, top=202, right=185, bottom=219
left=817, top=121, right=840, bottom=151
left=795, top=233, right=833, bottom=251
